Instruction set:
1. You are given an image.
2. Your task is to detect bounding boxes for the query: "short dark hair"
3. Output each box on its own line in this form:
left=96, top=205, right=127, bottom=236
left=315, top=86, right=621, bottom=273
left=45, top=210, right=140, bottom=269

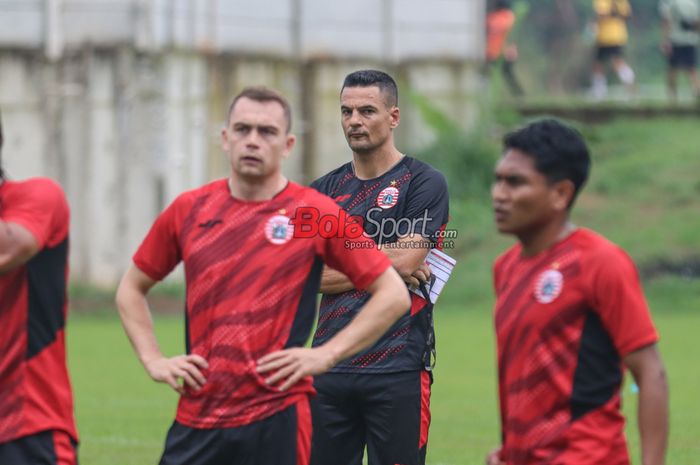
left=227, top=86, right=292, bottom=132
left=503, top=118, right=591, bottom=207
left=341, top=69, right=399, bottom=108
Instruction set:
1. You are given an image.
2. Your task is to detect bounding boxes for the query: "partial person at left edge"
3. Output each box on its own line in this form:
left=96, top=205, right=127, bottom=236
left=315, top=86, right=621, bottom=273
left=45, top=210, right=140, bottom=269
left=0, top=111, right=79, bottom=464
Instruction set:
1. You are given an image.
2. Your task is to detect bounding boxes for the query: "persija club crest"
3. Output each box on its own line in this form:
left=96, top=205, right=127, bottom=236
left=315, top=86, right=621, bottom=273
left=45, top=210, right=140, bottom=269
left=534, top=269, right=564, bottom=304
left=376, top=184, right=399, bottom=209
left=265, top=215, right=294, bottom=244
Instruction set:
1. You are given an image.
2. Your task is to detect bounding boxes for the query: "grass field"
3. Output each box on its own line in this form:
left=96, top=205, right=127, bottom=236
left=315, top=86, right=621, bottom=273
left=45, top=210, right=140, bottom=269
left=66, top=117, right=700, bottom=464
left=68, top=278, right=700, bottom=465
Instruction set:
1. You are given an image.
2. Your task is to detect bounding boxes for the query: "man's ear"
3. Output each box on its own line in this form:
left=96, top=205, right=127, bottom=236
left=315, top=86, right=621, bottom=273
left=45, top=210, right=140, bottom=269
left=221, top=127, right=230, bottom=151
left=552, top=179, right=575, bottom=211
left=389, top=106, right=400, bottom=129
left=282, top=134, right=296, bottom=159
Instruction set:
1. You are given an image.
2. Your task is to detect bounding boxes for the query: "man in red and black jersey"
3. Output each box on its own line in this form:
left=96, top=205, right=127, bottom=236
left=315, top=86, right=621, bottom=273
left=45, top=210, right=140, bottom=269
left=488, top=119, right=668, bottom=465
left=308, top=70, right=449, bottom=465
left=115, top=87, right=410, bottom=465
left=0, top=113, right=79, bottom=464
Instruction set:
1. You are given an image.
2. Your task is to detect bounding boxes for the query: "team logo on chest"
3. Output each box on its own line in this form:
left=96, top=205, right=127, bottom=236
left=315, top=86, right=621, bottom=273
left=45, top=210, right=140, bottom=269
left=534, top=269, right=564, bottom=304
left=264, top=213, right=294, bottom=245
left=376, top=181, right=399, bottom=209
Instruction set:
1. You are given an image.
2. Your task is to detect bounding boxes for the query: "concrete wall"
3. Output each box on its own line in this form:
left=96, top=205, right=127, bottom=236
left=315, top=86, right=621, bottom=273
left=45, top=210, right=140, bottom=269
left=0, top=0, right=486, bottom=286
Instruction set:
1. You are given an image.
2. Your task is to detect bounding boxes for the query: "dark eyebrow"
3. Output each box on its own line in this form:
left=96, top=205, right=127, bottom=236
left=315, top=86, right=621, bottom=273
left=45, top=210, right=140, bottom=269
left=495, top=173, right=526, bottom=183
left=232, top=122, right=279, bottom=133
left=340, top=105, right=378, bottom=112
left=258, top=124, right=279, bottom=133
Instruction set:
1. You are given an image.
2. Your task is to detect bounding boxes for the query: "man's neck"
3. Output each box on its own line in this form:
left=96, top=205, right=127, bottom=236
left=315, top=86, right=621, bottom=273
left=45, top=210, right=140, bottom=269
left=352, top=146, right=404, bottom=180
left=228, top=174, right=288, bottom=201
left=518, top=219, right=576, bottom=257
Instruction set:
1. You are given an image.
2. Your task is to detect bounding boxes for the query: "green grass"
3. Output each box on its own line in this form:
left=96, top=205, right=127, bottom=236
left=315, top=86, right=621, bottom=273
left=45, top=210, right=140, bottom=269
left=68, top=314, right=181, bottom=464
left=66, top=117, right=699, bottom=464
left=68, top=277, right=700, bottom=465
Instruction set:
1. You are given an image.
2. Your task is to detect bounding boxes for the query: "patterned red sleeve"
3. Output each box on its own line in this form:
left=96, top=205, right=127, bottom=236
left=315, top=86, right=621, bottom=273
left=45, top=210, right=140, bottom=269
left=133, top=196, right=185, bottom=281
left=313, top=195, right=391, bottom=290
left=1, top=178, right=68, bottom=249
left=590, top=246, right=659, bottom=356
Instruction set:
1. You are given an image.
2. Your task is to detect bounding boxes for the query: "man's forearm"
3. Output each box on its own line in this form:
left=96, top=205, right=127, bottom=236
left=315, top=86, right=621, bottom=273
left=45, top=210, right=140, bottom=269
left=115, top=282, right=163, bottom=366
left=380, top=240, right=429, bottom=278
left=0, top=220, right=39, bottom=274
left=0, top=221, right=15, bottom=272
left=319, top=267, right=355, bottom=294
left=319, top=269, right=409, bottom=364
left=319, top=236, right=431, bottom=294
left=638, top=368, right=669, bottom=465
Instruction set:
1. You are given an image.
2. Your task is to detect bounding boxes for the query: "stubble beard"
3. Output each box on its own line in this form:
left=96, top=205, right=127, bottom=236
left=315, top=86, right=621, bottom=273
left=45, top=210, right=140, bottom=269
left=347, top=136, right=383, bottom=156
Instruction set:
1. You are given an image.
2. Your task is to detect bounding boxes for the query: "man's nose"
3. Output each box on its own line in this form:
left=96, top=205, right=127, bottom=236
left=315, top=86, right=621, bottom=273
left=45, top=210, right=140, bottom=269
left=491, top=181, right=507, bottom=202
left=348, top=110, right=362, bottom=126
left=245, top=129, right=261, bottom=146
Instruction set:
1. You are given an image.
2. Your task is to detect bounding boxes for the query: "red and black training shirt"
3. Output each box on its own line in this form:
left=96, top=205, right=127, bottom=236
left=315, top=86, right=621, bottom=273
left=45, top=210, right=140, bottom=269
left=133, top=179, right=391, bottom=429
left=310, top=156, right=449, bottom=373
left=493, top=228, right=659, bottom=465
left=0, top=178, right=77, bottom=444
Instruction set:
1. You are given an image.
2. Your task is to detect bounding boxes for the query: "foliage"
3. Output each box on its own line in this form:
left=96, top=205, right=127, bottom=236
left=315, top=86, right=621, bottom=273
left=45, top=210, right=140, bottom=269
left=408, top=90, right=499, bottom=201
left=511, top=0, right=669, bottom=95
left=437, top=116, right=700, bottom=307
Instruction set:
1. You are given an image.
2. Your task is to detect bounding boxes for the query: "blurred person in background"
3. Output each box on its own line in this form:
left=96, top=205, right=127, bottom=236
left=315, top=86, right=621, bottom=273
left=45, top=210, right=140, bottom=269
left=660, top=0, right=700, bottom=102
left=590, top=0, right=636, bottom=99
left=486, top=0, right=525, bottom=97
left=486, top=119, right=668, bottom=465
left=0, top=111, right=79, bottom=464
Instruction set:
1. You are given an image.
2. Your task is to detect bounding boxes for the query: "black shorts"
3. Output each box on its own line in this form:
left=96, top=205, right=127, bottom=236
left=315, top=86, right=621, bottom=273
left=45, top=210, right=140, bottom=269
left=0, top=430, right=78, bottom=465
left=596, top=45, right=624, bottom=61
left=159, top=399, right=311, bottom=465
left=310, top=370, right=432, bottom=465
left=669, top=44, right=698, bottom=69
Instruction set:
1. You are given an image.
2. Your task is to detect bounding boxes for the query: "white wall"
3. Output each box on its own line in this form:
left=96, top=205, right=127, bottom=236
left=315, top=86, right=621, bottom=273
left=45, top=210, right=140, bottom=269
left=0, top=0, right=486, bottom=285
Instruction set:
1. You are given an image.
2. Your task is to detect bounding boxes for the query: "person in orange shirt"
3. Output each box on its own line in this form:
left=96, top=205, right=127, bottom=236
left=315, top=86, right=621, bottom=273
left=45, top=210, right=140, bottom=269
left=590, top=0, right=636, bottom=99
left=486, top=0, right=524, bottom=97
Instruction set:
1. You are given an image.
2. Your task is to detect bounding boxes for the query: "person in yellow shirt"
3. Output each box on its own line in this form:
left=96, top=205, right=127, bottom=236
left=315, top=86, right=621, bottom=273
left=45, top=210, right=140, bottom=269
left=590, top=0, right=636, bottom=99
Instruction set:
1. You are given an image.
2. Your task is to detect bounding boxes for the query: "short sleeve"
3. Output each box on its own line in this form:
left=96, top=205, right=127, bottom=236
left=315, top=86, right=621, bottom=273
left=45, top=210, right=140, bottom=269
left=659, top=0, right=671, bottom=19
left=589, top=247, right=659, bottom=356
left=403, top=167, right=449, bottom=243
left=1, top=178, right=68, bottom=249
left=133, top=198, right=184, bottom=281
left=309, top=177, right=323, bottom=192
